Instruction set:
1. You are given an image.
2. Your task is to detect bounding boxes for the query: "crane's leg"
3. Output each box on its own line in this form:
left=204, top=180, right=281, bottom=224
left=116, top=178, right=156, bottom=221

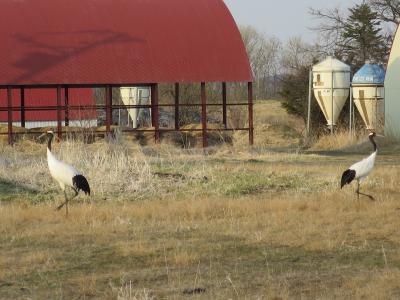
left=355, top=180, right=375, bottom=201
left=356, top=180, right=360, bottom=199
left=56, top=190, right=69, bottom=216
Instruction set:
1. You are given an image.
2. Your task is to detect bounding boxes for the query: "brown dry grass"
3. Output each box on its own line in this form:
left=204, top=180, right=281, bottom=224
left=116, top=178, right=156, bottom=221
left=1, top=101, right=400, bottom=299
left=1, top=136, right=400, bottom=299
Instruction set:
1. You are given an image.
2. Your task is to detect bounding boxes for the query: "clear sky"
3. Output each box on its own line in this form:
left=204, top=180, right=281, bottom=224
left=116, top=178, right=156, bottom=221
left=223, top=0, right=360, bottom=42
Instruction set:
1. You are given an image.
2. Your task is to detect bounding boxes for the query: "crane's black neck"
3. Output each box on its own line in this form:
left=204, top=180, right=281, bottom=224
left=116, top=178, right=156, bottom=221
left=369, top=135, right=377, bottom=152
left=47, top=134, right=53, bottom=151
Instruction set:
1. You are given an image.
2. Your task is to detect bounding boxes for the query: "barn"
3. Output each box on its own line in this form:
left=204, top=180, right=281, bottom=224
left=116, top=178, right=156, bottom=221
left=0, top=0, right=253, bottom=146
left=384, top=25, right=400, bottom=138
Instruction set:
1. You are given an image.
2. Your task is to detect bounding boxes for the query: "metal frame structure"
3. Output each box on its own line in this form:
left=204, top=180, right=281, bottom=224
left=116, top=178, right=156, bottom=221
left=306, top=69, right=352, bottom=138
left=0, top=82, right=254, bottom=147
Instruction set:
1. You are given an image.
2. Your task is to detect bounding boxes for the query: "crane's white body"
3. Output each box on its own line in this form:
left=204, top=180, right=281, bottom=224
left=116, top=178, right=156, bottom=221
left=349, top=151, right=377, bottom=182
left=47, top=148, right=79, bottom=191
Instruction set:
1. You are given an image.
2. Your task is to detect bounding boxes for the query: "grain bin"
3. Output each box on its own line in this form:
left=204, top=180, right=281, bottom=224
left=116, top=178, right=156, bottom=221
left=312, top=57, right=351, bottom=127
left=352, top=62, right=385, bottom=131
left=120, top=87, right=151, bottom=128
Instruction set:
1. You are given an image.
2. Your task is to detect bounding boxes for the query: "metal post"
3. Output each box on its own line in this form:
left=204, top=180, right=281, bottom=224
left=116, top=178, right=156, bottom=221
left=248, top=82, right=254, bottom=146
left=7, top=87, right=13, bottom=145
left=105, top=86, right=112, bottom=135
left=57, top=87, right=62, bottom=139
left=175, top=83, right=180, bottom=130
left=64, top=87, right=69, bottom=126
left=307, top=69, right=312, bottom=139
left=153, top=84, right=160, bottom=143
left=20, top=88, right=25, bottom=128
left=201, top=82, right=208, bottom=148
left=349, top=84, right=353, bottom=136
left=331, top=71, right=334, bottom=134
left=151, top=85, right=155, bottom=127
left=222, top=82, right=227, bottom=129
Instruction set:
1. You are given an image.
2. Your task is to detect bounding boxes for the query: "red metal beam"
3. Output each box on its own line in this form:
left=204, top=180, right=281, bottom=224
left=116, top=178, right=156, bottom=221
left=152, top=84, right=160, bottom=143
left=57, top=87, right=62, bottom=138
left=175, top=83, right=180, bottom=130
left=64, top=87, right=69, bottom=126
left=7, top=87, right=13, bottom=145
left=248, top=82, right=254, bottom=146
left=222, top=82, right=227, bottom=129
left=20, top=88, right=25, bottom=128
left=201, top=82, right=208, bottom=148
left=105, top=86, right=112, bottom=135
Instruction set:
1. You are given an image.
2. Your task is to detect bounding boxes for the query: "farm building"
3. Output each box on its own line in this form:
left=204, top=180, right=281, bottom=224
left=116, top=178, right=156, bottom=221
left=0, top=0, right=253, bottom=146
left=385, top=26, right=400, bottom=138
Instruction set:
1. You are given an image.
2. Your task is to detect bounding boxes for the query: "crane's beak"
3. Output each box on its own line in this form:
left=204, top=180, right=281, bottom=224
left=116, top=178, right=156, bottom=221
left=376, top=134, right=385, bottom=138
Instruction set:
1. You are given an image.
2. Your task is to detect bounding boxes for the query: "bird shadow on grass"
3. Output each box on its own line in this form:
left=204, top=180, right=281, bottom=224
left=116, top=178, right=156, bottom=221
left=0, top=178, right=50, bottom=203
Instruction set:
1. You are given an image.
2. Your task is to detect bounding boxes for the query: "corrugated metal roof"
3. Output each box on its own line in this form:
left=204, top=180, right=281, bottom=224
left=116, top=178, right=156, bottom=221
left=0, top=89, right=96, bottom=122
left=0, top=0, right=252, bottom=85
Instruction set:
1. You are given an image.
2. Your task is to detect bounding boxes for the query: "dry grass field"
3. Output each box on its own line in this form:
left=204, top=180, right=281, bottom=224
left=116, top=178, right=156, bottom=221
left=1, top=101, right=400, bottom=299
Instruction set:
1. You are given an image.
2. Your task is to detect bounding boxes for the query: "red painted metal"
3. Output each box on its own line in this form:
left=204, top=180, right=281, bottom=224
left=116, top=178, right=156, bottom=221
left=56, top=87, right=62, bottom=138
left=153, top=84, right=160, bottom=143
left=64, top=88, right=69, bottom=126
left=0, top=88, right=96, bottom=123
left=175, top=83, right=180, bottom=130
left=20, top=88, right=25, bottom=128
left=0, top=0, right=251, bottom=85
left=248, top=82, right=254, bottom=146
left=222, top=82, right=227, bottom=129
left=105, top=86, right=112, bottom=135
left=201, top=82, right=208, bottom=148
left=7, top=87, right=12, bottom=145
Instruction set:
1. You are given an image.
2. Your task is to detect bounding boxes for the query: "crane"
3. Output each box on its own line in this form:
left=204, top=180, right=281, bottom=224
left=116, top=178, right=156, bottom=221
left=39, top=131, right=90, bottom=216
left=341, top=132, right=378, bottom=200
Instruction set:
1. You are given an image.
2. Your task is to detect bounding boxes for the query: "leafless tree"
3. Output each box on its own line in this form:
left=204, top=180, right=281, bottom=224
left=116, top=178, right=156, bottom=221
left=368, top=0, right=400, bottom=24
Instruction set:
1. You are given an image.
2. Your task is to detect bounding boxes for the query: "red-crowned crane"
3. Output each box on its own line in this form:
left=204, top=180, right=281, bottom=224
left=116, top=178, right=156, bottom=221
left=341, top=132, right=378, bottom=200
left=40, top=131, right=90, bottom=216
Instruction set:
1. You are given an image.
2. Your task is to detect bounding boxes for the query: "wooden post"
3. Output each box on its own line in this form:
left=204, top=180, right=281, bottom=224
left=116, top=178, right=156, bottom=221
left=222, top=82, right=227, bottom=129
left=20, top=88, right=25, bottom=128
left=175, top=83, right=180, bottom=130
left=64, top=87, right=69, bottom=126
left=7, top=87, right=13, bottom=145
left=248, top=82, right=254, bottom=146
left=57, top=87, right=62, bottom=139
left=201, top=82, right=208, bottom=148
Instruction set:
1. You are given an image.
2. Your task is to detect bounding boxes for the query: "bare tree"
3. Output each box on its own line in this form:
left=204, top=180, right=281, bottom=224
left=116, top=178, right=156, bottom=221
left=368, top=0, right=400, bottom=24
left=239, top=26, right=281, bottom=99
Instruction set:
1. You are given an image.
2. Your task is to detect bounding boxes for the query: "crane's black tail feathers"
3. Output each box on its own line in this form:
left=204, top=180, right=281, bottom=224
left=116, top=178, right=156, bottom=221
left=72, top=175, right=91, bottom=195
left=341, top=169, right=356, bottom=188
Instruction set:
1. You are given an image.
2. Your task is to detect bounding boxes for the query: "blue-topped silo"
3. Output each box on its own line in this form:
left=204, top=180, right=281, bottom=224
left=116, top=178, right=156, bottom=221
left=352, top=61, right=385, bottom=131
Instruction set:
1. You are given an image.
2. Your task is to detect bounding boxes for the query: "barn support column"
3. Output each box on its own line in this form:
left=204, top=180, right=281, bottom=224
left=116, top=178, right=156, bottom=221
left=248, top=82, right=254, bottom=146
left=20, top=88, right=25, bottom=128
left=64, top=87, right=69, bottom=126
left=222, top=82, right=227, bottom=129
left=57, top=87, right=62, bottom=139
left=175, top=83, right=180, bottom=130
left=201, top=82, right=208, bottom=148
left=151, top=84, right=160, bottom=143
left=105, top=86, right=112, bottom=136
left=7, top=87, right=13, bottom=145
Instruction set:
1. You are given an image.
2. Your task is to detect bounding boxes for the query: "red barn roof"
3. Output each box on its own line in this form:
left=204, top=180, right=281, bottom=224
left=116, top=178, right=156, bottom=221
left=0, top=89, right=96, bottom=122
left=0, top=0, right=252, bottom=86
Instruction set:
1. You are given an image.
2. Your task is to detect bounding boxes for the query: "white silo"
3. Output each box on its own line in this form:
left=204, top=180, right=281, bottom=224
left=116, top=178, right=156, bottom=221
left=312, top=57, right=351, bottom=129
left=352, top=62, right=385, bottom=131
left=120, top=87, right=150, bottom=128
